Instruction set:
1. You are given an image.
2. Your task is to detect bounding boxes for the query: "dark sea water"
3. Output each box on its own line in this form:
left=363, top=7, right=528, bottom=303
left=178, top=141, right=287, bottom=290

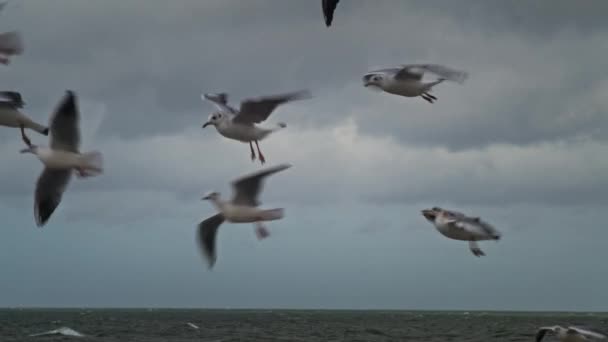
left=1, top=309, right=606, bottom=341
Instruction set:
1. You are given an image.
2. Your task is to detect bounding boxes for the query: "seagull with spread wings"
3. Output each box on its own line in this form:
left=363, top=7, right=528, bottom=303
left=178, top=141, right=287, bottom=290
left=196, top=164, right=291, bottom=268
left=201, top=90, right=311, bottom=164
left=536, top=326, right=607, bottom=342
left=322, top=0, right=340, bottom=27
left=19, top=91, right=103, bottom=227
left=0, top=91, right=49, bottom=135
left=363, top=64, right=468, bottom=103
left=421, top=207, right=501, bottom=257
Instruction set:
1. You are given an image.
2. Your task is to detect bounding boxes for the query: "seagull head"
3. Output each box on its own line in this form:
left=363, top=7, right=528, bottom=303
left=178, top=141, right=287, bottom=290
left=362, top=73, right=386, bottom=88
left=202, top=112, right=225, bottom=128
left=421, top=207, right=442, bottom=222
left=202, top=191, right=220, bottom=201
left=19, top=145, right=38, bottom=154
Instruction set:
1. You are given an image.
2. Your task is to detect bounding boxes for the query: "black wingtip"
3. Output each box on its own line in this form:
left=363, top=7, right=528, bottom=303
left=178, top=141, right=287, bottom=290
left=41, top=127, right=49, bottom=136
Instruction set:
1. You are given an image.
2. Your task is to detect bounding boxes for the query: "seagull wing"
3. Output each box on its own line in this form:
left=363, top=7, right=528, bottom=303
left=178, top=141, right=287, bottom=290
left=230, top=163, right=291, bottom=206
left=234, top=90, right=311, bottom=125
left=196, top=213, right=225, bottom=269
left=449, top=216, right=497, bottom=238
left=535, top=327, right=554, bottom=342
left=201, top=92, right=237, bottom=113
left=0, top=90, right=24, bottom=108
left=49, top=91, right=80, bottom=153
left=397, top=64, right=468, bottom=84
left=569, top=327, right=607, bottom=339
left=322, top=0, right=340, bottom=27
left=34, top=168, right=72, bottom=227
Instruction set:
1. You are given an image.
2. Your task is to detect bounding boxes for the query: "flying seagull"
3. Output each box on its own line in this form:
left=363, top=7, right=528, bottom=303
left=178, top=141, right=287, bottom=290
left=201, top=90, right=311, bottom=164
left=0, top=31, right=23, bottom=65
left=536, top=326, right=606, bottom=342
left=29, top=327, right=84, bottom=338
left=322, top=0, right=340, bottom=27
left=421, top=207, right=501, bottom=257
left=196, top=163, right=291, bottom=268
left=0, top=91, right=49, bottom=135
left=363, top=64, right=468, bottom=103
left=20, top=91, right=104, bottom=227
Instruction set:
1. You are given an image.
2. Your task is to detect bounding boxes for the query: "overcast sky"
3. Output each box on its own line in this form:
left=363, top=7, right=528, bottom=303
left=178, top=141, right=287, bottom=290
left=0, top=0, right=607, bottom=311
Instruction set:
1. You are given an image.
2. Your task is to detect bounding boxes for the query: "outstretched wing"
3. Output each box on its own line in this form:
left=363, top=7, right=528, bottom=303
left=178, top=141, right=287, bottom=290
left=231, top=164, right=291, bottom=206
left=34, top=168, right=72, bottom=227
left=234, top=90, right=311, bottom=125
left=49, top=90, right=80, bottom=153
left=196, top=213, right=225, bottom=269
left=535, top=328, right=551, bottom=342
left=322, top=0, right=340, bottom=27
left=202, top=92, right=237, bottom=113
left=569, top=327, right=607, bottom=339
left=396, top=64, right=468, bottom=84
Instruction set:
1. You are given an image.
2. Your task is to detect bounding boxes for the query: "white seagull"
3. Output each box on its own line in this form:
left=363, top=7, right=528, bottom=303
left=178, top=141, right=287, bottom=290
left=322, top=0, right=340, bottom=27
left=363, top=64, right=468, bottom=103
left=196, top=163, right=291, bottom=268
left=536, top=326, right=607, bottom=342
left=0, top=91, right=49, bottom=136
left=29, top=327, right=84, bottom=338
left=421, top=207, right=501, bottom=257
left=201, top=90, right=311, bottom=164
left=19, top=91, right=104, bottom=227
left=0, top=30, right=23, bottom=65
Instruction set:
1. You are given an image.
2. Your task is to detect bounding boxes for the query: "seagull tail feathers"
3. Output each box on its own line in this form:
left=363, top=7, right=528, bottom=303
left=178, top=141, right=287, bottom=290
left=81, top=151, right=104, bottom=176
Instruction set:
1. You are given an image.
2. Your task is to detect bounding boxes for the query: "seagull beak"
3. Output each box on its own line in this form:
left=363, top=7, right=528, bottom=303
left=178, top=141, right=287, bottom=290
left=202, top=122, right=211, bottom=128
left=19, top=147, right=31, bottom=154
left=421, top=209, right=436, bottom=221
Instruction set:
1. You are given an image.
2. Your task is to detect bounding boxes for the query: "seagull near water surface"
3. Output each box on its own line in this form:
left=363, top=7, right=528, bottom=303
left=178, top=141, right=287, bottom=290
left=196, top=163, right=291, bottom=269
left=536, top=326, right=607, bottom=342
left=421, top=207, right=501, bottom=257
left=19, top=91, right=104, bottom=227
left=363, top=64, right=468, bottom=103
left=201, top=90, right=311, bottom=164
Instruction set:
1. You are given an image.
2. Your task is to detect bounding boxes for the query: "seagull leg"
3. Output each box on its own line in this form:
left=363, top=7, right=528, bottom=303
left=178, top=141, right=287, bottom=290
left=469, top=241, right=485, bottom=257
left=255, top=222, right=270, bottom=240
left=421, top=94, right=434, bottom=104
left=249, top=142, right=256, bottom=161
left=254, top=140, right=266, bottom=164
left=20, top=125, right=32, bottom=147
left=424, top=92, right=437, bottom=100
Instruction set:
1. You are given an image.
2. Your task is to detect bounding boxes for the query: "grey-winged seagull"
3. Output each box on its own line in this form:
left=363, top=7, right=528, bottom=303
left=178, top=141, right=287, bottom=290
left=363, top=64, right=468, bottom=103
left=421, top=207, right=500, bottom=257
left=201, top=90, right=311, bottom=164
left=197, top=163, right=291, bottom=268
left=536, top=326, right=607, bottom=342
left=19, top=91, right=104, bottom=227
left=322, top=0, right=340, bottom=27
left=0, top=91, right=49, bottom=135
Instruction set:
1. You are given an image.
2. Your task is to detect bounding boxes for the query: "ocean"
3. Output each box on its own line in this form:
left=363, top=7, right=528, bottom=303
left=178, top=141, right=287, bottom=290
left=0, top=309, right=605, bottom=341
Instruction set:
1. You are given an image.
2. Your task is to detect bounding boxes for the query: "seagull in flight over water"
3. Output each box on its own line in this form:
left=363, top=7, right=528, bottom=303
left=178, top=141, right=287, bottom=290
left=201, top=90, right=311, bottom=164
left=322, top=0, right=340, bottom=27
left=19, top=91, right=104, bottom=227
left=421, top=207, right=501, bottom=257
left=363, top=64, right=468, bottom=103
left=536, top=326, right=606, bottom=342
left=196, top=163, right=291, bottom=269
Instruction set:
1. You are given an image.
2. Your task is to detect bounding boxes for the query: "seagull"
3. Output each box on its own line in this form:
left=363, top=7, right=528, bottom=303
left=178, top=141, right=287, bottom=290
left=0, top=31, right=23, bottom=65
left=19, top=91, right=104, bottom=227
left=201, top=90, right=311, bottom=164
left=421, top=207, right=501, bottom=257
left=363, top=64, right=468, bottom=103
left=196, top=163, right=291, bottom=268
left=536, top=326, right=607, bottom=342
left=0, top=91, right=49, bottom=136
left=322, top=0, right=340, bottom=27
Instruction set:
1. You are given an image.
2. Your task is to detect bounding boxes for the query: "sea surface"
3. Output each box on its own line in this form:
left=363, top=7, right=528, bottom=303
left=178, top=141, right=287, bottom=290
left=0, top=309, right=606, bottom=341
